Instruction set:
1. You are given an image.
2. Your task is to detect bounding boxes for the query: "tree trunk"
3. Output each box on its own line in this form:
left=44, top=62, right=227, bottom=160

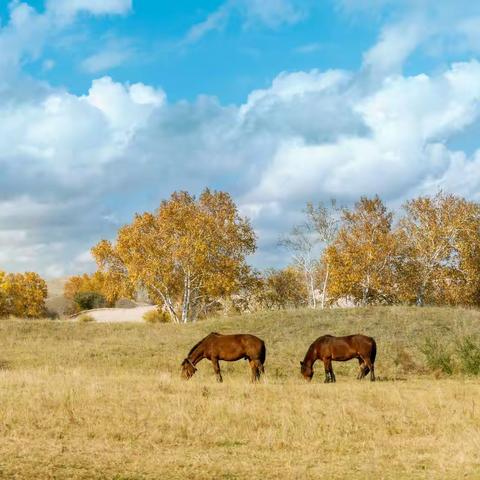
left=181, top=273, right=191, bottom=323
left=321, top=263, right=329, bottom=309
left=309, top=270, right=316, bottom=309
left=416, top=282, right=426, bottom=307
left=362, top=274, right=370, bottom=307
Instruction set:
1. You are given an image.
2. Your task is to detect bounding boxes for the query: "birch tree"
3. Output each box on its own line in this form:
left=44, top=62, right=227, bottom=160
left=92, top=189, right=256, bottom=323
left=306, top=200, right=340, bottom=308
left=280, top=200, right=340, bottom=308
left=398, top=192, right=480, bottom=306
left=324, top=196, right=399, bottom=306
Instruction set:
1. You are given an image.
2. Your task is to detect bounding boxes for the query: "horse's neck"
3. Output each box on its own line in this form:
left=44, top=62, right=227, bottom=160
left=304, top=344, right=318, bottom=367
left=188, top=344, right=205, bottom=365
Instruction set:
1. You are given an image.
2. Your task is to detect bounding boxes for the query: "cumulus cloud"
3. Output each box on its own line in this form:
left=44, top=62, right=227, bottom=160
left=4, top=1, right=480, bottom=275
left=4, top=59, right=480, bottom=275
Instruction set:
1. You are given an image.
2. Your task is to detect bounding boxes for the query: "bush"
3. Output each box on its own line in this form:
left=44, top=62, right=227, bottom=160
left=456, top=336, right=480, bottom=375
left=77, top=314, right=95, bottom=323
left=143, top=308, right=170, bottom=324
left=420, top=337, right=454, bottom=375
left=74, top=291, right=107, bottom=311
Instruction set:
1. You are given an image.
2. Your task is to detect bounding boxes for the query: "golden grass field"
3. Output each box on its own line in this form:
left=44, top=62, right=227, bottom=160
left=0, top=306, right=479, bottom=479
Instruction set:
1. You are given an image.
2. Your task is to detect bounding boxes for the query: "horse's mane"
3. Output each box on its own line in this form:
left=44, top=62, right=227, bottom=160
left=187, top=332, right=221, bottom=356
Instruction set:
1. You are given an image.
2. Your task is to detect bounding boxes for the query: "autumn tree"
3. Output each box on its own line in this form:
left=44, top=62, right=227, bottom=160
left=0, top=271, right=48, bottom=318
left=92, top=189, right=256, bottom=323
left=257, top=267, right=307, bottom=310
left=323, top=196, right=399, bottom=306
left=64, top=271, right=133, bottom=310
left=398, top=192, right=480, bottom=306
left=0, top=270, right=7, bottom=317
left=280, top=199, right=340, bottom=308
left=305, top=200, right=341, bottom=308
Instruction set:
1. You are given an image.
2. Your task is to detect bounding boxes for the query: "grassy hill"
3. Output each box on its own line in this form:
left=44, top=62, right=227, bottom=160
left=0, top=307, right=479, bottom=479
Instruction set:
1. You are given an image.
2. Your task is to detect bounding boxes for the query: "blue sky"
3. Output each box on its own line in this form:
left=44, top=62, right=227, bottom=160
left=1, top=0, right=480, bottom=276
left=13, top=1, right=380, bottom=102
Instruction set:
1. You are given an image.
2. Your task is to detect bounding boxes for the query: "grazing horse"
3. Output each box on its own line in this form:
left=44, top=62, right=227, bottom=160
left=300, top=334, right=376, bottom=382
left=181, top=332, right=266, bottom=382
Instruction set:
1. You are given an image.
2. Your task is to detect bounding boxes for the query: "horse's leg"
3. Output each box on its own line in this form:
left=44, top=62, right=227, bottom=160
left=368, top=360, right=375, bottom=382
left=255, top=360, right=265, bottom=380
left=357, top=358, right=364, bottom=379
left=258, top=360, right=265, bottom=375
left=362, top=357, right=375, bottom=382
left=249, top=360, right=260, bottom=383
left=357, top=358, right=369, bottom=380
left=212, top=358, right=223, bottom=383
left=323, top=358, right=332, bottom=383
left=329, top=362, right=336, bottom=383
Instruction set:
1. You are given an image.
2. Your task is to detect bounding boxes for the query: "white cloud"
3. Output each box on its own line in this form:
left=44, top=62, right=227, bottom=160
left=4, top=1, right=480, bottom=275
left=240, top=0, right=307, bottom=28
left=182, top=0, right=308, bottom=44
left=295, top=42, right=322, bottom=54
left=249, top=61, right=480, bottom=206
left=363, top=18, right=427, bottom=76
left=3, top=60, right=480, bottom=275
left=46, top=0, right=132, bottom=19
left=182, top=4, right=231, bottom=45
left=0, top=0, right=132, bottom=78
left=81, top=48, right=132, bottom=73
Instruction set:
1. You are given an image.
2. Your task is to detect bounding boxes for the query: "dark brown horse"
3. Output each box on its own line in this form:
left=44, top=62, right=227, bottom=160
left=181, top=332, right=266, bottom=382
left=300, top=334, right=376, bottom=382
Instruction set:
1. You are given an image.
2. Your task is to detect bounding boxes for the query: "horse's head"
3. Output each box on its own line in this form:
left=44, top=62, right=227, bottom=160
left=300, top=361, right=313, bottom=381
left=181, top=358, right=197, bottom=380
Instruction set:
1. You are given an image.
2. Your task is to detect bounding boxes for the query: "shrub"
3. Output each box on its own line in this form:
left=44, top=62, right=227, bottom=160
left=420, top=337, right=454, bottom=375
left=74, top=291, right=107, bottom=311
left=143, top=308, right=170, bottom=324
left=394, top=347, right=421, bottom=374
left=456, top=336, right=480, bottom=375
left=77, top=314, right=95, bottom=323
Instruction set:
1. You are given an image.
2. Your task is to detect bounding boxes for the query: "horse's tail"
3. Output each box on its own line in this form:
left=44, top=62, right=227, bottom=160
left=259, top=341, right=266, bottom=371
left=370, top=338, right=377, bottom=364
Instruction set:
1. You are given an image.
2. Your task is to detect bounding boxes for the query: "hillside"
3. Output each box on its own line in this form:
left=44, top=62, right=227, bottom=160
left=0, top=307, right=479, bottom=479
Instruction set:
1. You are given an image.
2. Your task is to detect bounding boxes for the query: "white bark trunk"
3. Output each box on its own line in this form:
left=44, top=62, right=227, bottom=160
left=321, top=263, right=329, bottom=309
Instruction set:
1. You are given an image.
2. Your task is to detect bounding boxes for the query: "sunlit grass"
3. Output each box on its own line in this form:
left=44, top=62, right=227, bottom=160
left=0, top=307, right=479, bottom=479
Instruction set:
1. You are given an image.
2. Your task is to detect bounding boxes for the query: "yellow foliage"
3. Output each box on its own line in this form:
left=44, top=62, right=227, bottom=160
left=92, top=189, right=256, bottom=323
left=323, top=196, right=399, bottom=306
left=64, top=271, right=134, bottom=307
left=398, top=192, right=480, bottom=306
left=0, top=271, right=47, bottom=318
left=257, top=267, right=307, bottom=309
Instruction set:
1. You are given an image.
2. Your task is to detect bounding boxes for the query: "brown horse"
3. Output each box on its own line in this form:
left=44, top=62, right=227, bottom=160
left=300, top=334, right=376, bottom=382
left=181, top=332, right=266, bottom=382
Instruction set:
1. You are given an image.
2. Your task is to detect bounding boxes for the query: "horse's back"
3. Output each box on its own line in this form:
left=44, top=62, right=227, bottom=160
left=316, top=334, right=375, bottom=360
left=208, top=333, right=265, bottom=361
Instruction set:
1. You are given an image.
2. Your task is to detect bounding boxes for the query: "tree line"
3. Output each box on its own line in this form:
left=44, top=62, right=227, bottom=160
left=65, top=189, right=480, bottom=322
left=2, top=189, right=479, bottom=320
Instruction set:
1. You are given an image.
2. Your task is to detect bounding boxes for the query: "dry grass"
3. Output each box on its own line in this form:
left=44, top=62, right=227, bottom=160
left=0, top=306, right=479, bottom=479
